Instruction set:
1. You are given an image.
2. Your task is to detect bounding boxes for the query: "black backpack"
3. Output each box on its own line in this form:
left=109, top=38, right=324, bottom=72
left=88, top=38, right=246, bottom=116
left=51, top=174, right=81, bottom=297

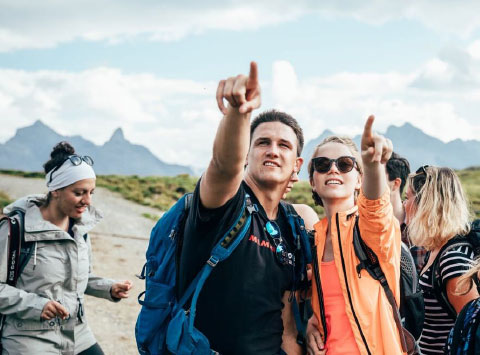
left=1, top=209, right=29, bottom=353
left=431, top=219, right=480, bottom=320
left=399, top=241, right=425, bottom=340
left=446, top=298, right=480, bottom=354
left=1, top=209, right=30, bottom=286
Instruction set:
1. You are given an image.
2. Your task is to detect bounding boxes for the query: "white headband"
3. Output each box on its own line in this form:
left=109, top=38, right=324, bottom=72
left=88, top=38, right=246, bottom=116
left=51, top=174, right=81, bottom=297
left=46, top=158, right=96, bottom=191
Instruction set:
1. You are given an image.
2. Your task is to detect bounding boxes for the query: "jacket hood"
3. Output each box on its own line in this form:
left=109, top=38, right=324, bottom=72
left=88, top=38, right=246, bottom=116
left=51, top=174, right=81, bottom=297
left=4, top=194, right=103, bottom=241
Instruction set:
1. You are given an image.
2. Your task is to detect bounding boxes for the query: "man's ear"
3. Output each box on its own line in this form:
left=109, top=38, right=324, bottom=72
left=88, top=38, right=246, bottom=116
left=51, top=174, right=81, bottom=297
left=392, top=177, right=402, bottom=192
left=295, top=157, right=304, bottom=173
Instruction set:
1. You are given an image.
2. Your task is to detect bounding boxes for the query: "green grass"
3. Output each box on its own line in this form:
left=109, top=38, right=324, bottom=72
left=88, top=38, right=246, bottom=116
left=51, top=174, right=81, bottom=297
left=96, top=174, right=198, bottom=211
left=456, top=167, right=480, bottom=218
left=0, top=167, right=478, bottom=219
left=0, top=190, right=12, bottom=212
left=141, top=212, right=161, bottom=221
left=284, top=181, right=325, bottom=218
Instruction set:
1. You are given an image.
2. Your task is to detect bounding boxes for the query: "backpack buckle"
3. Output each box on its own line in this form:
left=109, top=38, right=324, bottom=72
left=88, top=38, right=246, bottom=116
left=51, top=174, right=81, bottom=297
left=207, top=256, right=219, bottom=267
left=247, top=204, right=258, bottom=214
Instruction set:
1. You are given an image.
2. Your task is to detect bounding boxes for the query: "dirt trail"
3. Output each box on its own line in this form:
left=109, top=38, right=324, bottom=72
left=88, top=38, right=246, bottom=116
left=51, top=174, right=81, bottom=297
left=0, top=174, right=162, bottom=354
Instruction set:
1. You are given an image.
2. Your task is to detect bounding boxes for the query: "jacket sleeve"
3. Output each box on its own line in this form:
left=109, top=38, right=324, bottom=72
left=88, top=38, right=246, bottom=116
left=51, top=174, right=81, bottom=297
left=84, top=234, right=119, bottom=302
left=0, top=221, right=50, bottom=320
left=357, top=189, right=401, bottom=264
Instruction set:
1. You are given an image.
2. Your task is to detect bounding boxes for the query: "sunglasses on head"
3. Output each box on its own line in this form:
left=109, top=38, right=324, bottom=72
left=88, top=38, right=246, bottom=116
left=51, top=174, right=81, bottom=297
left=311, top=156, right=357, bottom=174
left=48, top=155, right=94, bottom=184
left=415, top=165, right=429, bottom=175
left=265, top=221, right=295, bottom=267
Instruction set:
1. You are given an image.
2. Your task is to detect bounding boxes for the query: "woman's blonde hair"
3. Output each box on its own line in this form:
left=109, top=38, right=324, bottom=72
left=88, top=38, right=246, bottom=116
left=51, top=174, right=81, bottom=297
left=408, top=166, right=471, bottom=250
left=308, top=136, right=363, bottom=206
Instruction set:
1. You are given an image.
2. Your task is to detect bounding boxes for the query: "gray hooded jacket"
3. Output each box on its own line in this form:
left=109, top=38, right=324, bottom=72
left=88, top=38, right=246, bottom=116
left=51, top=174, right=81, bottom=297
left=0, top=195, right=117, bottom=355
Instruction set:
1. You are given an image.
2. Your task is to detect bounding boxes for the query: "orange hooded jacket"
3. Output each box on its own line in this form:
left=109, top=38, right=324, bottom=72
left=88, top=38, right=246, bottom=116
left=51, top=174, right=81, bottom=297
left=311, top=190, right=404, bottom=355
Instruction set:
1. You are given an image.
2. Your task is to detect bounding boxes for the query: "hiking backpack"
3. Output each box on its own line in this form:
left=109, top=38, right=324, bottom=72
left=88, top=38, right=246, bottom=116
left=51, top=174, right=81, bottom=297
left=1, top=209, right=31, bottom=287
left=352, top=217, right=421, bottom=354
left=399, top=241, right=425, bottom=340
left=135, top=193, right=312, bottom=355
left=431, top=219, right=480, bottom=320
left=0, top=209, right=28, bottom=351
left=446, top=298, right=480, bottom=355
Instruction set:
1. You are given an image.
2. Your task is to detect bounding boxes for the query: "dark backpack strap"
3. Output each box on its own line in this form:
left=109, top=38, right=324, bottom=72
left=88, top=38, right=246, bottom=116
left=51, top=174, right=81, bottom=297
left=352, top=217, right=409, bottom=353
left=3, top=209, right=25, bottom=286
left=311, top=244, right=328, bottom=345
left=431, top=238, right=472, bottom=320
left=279, top=201, right=314, bottom=346
left=177, top=193, right=256, bottom=333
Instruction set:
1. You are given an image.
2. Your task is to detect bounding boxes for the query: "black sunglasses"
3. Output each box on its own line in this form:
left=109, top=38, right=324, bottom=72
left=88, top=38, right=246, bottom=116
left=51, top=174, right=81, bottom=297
left=48, top=155, right=94, bottom=184
left=311, top=156, right=357, bottom=174
left=265, top=221, right=295, bottom=267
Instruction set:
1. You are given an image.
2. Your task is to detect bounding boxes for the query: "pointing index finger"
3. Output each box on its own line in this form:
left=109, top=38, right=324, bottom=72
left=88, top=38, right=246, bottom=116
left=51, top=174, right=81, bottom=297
left=363, top=115, right=375, bottom=140
left=248, top=61, right=258, bottom=86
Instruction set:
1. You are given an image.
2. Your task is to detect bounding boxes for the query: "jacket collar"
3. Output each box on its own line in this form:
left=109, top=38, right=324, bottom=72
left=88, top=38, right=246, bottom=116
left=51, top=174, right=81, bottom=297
left=6, top=194, right=102, bottom=242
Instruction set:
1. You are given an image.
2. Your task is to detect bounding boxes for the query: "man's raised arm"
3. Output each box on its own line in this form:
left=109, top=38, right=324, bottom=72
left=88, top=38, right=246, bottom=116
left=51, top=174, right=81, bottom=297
left=200, top=62, right=261, bottom=209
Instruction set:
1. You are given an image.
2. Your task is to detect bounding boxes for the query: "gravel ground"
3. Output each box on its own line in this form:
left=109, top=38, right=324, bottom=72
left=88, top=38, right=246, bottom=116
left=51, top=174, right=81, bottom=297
left=0, top=174, right=162, bottom=354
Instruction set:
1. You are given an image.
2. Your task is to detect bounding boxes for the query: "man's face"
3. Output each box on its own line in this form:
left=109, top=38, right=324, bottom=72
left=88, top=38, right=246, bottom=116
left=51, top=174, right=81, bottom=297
left=246, top=121, right=301, bottom=187
left=385, top=168, right=402, bottom=200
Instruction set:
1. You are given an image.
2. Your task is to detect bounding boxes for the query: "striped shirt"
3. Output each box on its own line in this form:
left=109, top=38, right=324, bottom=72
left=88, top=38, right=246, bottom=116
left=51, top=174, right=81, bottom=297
left=418, top=244, right=475, bottom=354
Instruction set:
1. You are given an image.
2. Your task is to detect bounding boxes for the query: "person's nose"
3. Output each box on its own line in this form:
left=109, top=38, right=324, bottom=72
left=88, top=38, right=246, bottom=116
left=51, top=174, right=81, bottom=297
left=82, top=192, right=92, bottom=206
left=266, top=143, right=280, bottom=158
left=327, top=160, right=339, bottom=174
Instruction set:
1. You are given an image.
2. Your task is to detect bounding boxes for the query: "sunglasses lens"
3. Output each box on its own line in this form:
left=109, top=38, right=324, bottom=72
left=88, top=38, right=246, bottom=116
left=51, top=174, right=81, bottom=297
left=69, top=155, right=82, bottom=166
left=314, top=158, right=332, bottom=173
left=337, top=157, right=355, bottom=173
left=83, top=156, right=94, bottom=166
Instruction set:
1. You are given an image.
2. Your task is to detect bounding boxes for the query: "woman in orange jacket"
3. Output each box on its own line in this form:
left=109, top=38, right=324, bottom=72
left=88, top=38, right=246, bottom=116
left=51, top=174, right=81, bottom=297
left=306, top=116, right=404, bottom=355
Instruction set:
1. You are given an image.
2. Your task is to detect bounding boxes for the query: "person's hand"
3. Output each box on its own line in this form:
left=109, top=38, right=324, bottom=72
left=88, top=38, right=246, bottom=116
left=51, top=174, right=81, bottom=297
left=110, top=280, right=133, bottom=299
left=360, top=115, right=393, bottom=166
left=41, top=300, right=69, bottom=320
left=306, top=315, right=326, bottom=355
left=216, top=61, right=261, bottom=115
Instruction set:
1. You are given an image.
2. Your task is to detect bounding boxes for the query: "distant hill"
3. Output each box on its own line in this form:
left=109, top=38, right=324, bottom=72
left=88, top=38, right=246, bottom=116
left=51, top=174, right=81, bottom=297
left=0, top=120, right=194, bottom=176
left=300, top=122, right=480, bottom=180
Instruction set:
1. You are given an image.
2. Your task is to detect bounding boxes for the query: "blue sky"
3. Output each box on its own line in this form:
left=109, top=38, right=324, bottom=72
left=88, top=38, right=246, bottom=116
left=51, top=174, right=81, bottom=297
left=1, top=1, right=480, bottom=168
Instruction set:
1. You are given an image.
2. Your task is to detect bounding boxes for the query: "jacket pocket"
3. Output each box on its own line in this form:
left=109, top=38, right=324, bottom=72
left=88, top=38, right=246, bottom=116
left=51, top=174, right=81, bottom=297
left=10, top=317, right=59, bottom=331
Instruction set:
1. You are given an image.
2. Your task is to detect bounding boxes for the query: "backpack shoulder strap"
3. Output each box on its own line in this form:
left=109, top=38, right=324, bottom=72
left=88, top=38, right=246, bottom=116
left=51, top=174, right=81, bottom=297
left=3, top=209, right=25, bottom=286
left=431, top=237, right=472, bottom=319
left=184, top=193, right=193, bottom=211
left=177, top=193, right=257, bottom=333
left=280, top=201, right=316, bottom=346
left=352, top=217, right=409, bottom=353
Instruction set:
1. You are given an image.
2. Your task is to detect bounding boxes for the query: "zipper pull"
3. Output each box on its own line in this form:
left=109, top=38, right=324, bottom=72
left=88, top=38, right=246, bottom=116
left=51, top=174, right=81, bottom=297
left=356, top=263, right=364, bottom=278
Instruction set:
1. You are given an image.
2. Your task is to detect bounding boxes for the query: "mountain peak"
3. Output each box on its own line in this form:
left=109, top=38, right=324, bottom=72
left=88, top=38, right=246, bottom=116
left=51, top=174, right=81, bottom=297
left=31, top=119, right=49, bottom=128
left=109, top=127, right=126, bottom=142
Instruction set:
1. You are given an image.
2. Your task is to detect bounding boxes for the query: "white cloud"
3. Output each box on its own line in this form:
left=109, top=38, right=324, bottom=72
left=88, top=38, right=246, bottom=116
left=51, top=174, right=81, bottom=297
left=0, top=67, right=219, bottom=168
left=270, top=54, right=480, bottom=144
left=468, top=40, right=480, bottom=60
left=2, top=1, right=480, bottom=52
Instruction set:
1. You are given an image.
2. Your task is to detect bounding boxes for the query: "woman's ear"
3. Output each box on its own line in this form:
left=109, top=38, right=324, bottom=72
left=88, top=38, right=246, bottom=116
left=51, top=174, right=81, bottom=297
left=355, top=171, right=362, bottom=191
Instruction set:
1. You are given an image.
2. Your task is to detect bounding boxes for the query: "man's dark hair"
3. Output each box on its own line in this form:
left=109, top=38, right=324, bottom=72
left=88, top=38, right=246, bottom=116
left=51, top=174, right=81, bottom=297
left=250, top=110, right=304, bottom=157
left=386, top=151, right=411, bottom=195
